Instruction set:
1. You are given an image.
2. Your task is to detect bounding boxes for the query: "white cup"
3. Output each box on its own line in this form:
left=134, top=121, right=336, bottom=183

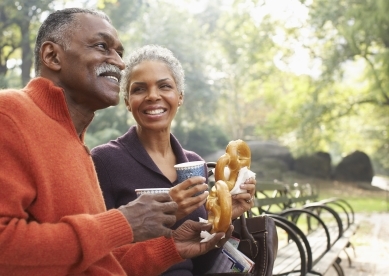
left=135, top=188, right=171, bottom=197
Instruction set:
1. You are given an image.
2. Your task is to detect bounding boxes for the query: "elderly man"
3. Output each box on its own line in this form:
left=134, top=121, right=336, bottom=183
left=0, top=8, right=231, bottom=275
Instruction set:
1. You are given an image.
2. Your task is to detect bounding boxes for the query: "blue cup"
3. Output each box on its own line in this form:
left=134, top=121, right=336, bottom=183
left=174, top=161, right=206, bottom=196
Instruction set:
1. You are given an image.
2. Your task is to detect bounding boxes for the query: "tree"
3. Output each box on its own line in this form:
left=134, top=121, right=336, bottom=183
left=0, top=0, right=54, bottom=87
left=258, top=0, right=389, bottom=172
left=87, top=0, right=228, bottom=154
left=205, top=0, right=281, bottom=140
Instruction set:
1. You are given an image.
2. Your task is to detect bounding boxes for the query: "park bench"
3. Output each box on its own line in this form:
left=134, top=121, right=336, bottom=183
left=252, top=180, right=358, bottom=276
left=205, top=162, right=358, bottom=275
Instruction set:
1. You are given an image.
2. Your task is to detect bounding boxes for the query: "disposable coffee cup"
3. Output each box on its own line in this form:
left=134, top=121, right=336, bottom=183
left=135, top=188, right=171, bottom=197
left=174, top=161, right=206, bottom=196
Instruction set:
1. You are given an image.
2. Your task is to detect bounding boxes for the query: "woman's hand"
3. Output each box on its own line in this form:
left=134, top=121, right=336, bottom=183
left=169, top=176, right=209, bottom=221
left=231, top=177, right=256, bottom=220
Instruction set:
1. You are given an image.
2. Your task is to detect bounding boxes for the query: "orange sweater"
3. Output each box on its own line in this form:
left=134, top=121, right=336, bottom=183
left=0, top=78, right=183, bottom=275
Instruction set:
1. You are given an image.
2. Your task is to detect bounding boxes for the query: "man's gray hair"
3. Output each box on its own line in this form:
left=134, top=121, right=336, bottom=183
left=34, top=8, right=111, bottom=76
left=122, top=45, right=185, bottom=102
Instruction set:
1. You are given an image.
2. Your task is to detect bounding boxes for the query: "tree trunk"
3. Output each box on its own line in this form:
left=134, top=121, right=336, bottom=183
left=20, top=21, right=32, bottom=86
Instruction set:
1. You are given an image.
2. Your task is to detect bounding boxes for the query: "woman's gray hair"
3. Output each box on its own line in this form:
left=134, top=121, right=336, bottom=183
left=34, top=8, right=111, bottom=76
left=121, top=45, right=185, bottom=102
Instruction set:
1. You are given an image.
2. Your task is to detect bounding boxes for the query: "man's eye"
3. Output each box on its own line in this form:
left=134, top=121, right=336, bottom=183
left=96, top=43, right=107, bottom=50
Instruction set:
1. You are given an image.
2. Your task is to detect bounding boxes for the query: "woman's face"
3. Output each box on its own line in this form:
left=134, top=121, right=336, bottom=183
left=126, top=60, right=183, bottom=132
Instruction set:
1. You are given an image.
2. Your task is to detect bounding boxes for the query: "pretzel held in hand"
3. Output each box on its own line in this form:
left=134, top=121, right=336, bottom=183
left=205, top=180, right=231, bottom=233
left=206, top=139, right=251, bottom=233
left=215, top=140, right=251, bottom=190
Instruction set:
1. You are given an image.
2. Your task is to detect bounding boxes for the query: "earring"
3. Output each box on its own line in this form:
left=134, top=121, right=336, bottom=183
left=178, top=102, right=182, bottom=106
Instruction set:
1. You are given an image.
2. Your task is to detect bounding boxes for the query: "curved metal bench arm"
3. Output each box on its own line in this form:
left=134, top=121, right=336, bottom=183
left=278, top=208, right=331, bottom=252
left=318, top=197, right=355, bottom=228
left=270, top=216, right=309, bottom=276
left=303, top=203, right=344, bottom=242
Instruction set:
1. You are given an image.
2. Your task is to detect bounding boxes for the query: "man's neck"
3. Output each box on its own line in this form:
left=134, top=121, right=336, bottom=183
left=67, top=104, right=94, bottom=138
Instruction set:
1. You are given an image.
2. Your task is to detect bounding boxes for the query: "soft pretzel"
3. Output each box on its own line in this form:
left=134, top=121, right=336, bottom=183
left=206, top=139, right=251, bottom=233
left=205, top=180, right=231, bottom=233
left=215, top=140, right=251, bottom=190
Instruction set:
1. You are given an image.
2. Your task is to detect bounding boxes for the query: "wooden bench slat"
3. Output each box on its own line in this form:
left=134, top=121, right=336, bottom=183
left=307, top=223, right=358, bottom=275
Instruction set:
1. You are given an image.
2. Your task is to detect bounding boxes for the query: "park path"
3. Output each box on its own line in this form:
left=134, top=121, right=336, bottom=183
left=326, top=212, right=389, bottom=276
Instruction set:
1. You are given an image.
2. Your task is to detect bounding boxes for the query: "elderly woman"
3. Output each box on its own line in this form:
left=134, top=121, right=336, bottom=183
left=91, top=45, right=256, bottom=276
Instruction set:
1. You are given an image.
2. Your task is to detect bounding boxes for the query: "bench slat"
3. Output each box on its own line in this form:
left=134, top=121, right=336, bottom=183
left=307, top=223, right=358, bottom=275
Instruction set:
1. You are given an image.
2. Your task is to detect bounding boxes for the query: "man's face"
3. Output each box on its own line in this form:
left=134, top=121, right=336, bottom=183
left=58, top=13, right=125, bottom=112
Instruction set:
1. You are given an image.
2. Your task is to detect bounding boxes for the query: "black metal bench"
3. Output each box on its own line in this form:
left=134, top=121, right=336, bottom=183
left=252, top=181, right=358, bottom=276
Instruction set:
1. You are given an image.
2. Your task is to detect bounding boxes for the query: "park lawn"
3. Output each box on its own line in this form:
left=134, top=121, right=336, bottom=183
left=318, top=193, right=388, bottom=213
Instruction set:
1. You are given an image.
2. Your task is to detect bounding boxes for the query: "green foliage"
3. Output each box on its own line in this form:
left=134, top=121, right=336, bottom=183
left=88, top=0, right=222, bottom=152
left=97, top=0, right=143, bottom=33
left=0, top=0, right=54, bottom=85
left=2, top=0, right=389, bottom=173
left=205, top=0, right=281, bottom=140
left=173, top=122, right=229, bottom=157
left=255, top=0, right=389, bottom=171
left=85, top=102, right=133, bottom=148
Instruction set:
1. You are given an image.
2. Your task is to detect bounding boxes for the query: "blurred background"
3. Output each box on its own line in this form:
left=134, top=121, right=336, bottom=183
left=1, top=0, right=389, bottom=211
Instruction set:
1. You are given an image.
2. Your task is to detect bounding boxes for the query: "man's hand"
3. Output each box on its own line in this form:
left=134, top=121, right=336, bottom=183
left=172, top=220, right=233, bottom=259
left=169, top=176, right=209, bottom=221
left=118, top=193, right=177, bottom=242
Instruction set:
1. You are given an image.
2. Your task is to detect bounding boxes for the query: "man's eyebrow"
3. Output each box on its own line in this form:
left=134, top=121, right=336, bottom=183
left=96, top=32, right=124, bottom=52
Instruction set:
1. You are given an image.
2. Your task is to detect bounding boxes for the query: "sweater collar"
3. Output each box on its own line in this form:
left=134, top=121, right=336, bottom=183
left=24, top=77, right=71, bottom=122
left=24, top=77, right=92, bottom=142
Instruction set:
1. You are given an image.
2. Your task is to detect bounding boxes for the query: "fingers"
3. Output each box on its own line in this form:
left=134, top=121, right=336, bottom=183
left=170, top=181, right=209, bottom=221
left=244, top=177, right=256, bottom=184
left=176, top=176, right=207, bottom=190
left=162, top=213, right=178, bottom=228
left=183, top=220, right=208, bottom=231
left=239, top=183, right=255, bottom=194
left=162, top=229, right=173, bottom=239
left=118, top=194, right=178, bottom=242
left=172, top=220, right=234, bottom=259
left=204, top=224, right=233, bottom=250
left=232, top=193, right=252, bottom=202
left=150, top=192, right=174, bottom=202
left=158, top=200, right=179, bottom=215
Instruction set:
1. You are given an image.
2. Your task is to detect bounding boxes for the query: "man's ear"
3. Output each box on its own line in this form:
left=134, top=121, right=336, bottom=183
left=40, top=41, right=62, bottom=72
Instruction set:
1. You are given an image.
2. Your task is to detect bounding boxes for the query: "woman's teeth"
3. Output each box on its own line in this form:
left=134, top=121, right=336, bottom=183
left=146, top=109, right=164, bottom=115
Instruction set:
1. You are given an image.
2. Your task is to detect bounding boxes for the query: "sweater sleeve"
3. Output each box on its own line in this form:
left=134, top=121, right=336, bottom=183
left=113, top=236, right=184, bottom=276
left=0, top=113, right=133, bottom=271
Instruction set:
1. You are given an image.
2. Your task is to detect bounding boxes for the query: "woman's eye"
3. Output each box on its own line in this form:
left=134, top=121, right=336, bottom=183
left=161, top=84, right=172, bottom=90
left=131, top=87, right=145, bottom=94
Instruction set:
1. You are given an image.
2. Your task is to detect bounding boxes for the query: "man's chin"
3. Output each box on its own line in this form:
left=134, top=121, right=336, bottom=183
left=95, top=96, right=120, bottom=111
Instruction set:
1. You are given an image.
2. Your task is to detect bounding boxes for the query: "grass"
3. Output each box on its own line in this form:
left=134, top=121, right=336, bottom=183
left=318, top=183, right=388, bottom=213
left=334, top=196, right=388, bottom=213
left=280, top=174, right=389, bottom=213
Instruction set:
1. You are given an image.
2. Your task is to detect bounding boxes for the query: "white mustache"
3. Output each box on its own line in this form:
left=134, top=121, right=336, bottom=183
left=95, top=63, right=121, bottom=77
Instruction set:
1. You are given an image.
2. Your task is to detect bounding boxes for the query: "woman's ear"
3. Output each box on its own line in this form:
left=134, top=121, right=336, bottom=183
left=178, top=93, right=184, bottom=106
left=40, top=41, right=62, bottom=72
left=124, top=99, right=131, bottom=112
